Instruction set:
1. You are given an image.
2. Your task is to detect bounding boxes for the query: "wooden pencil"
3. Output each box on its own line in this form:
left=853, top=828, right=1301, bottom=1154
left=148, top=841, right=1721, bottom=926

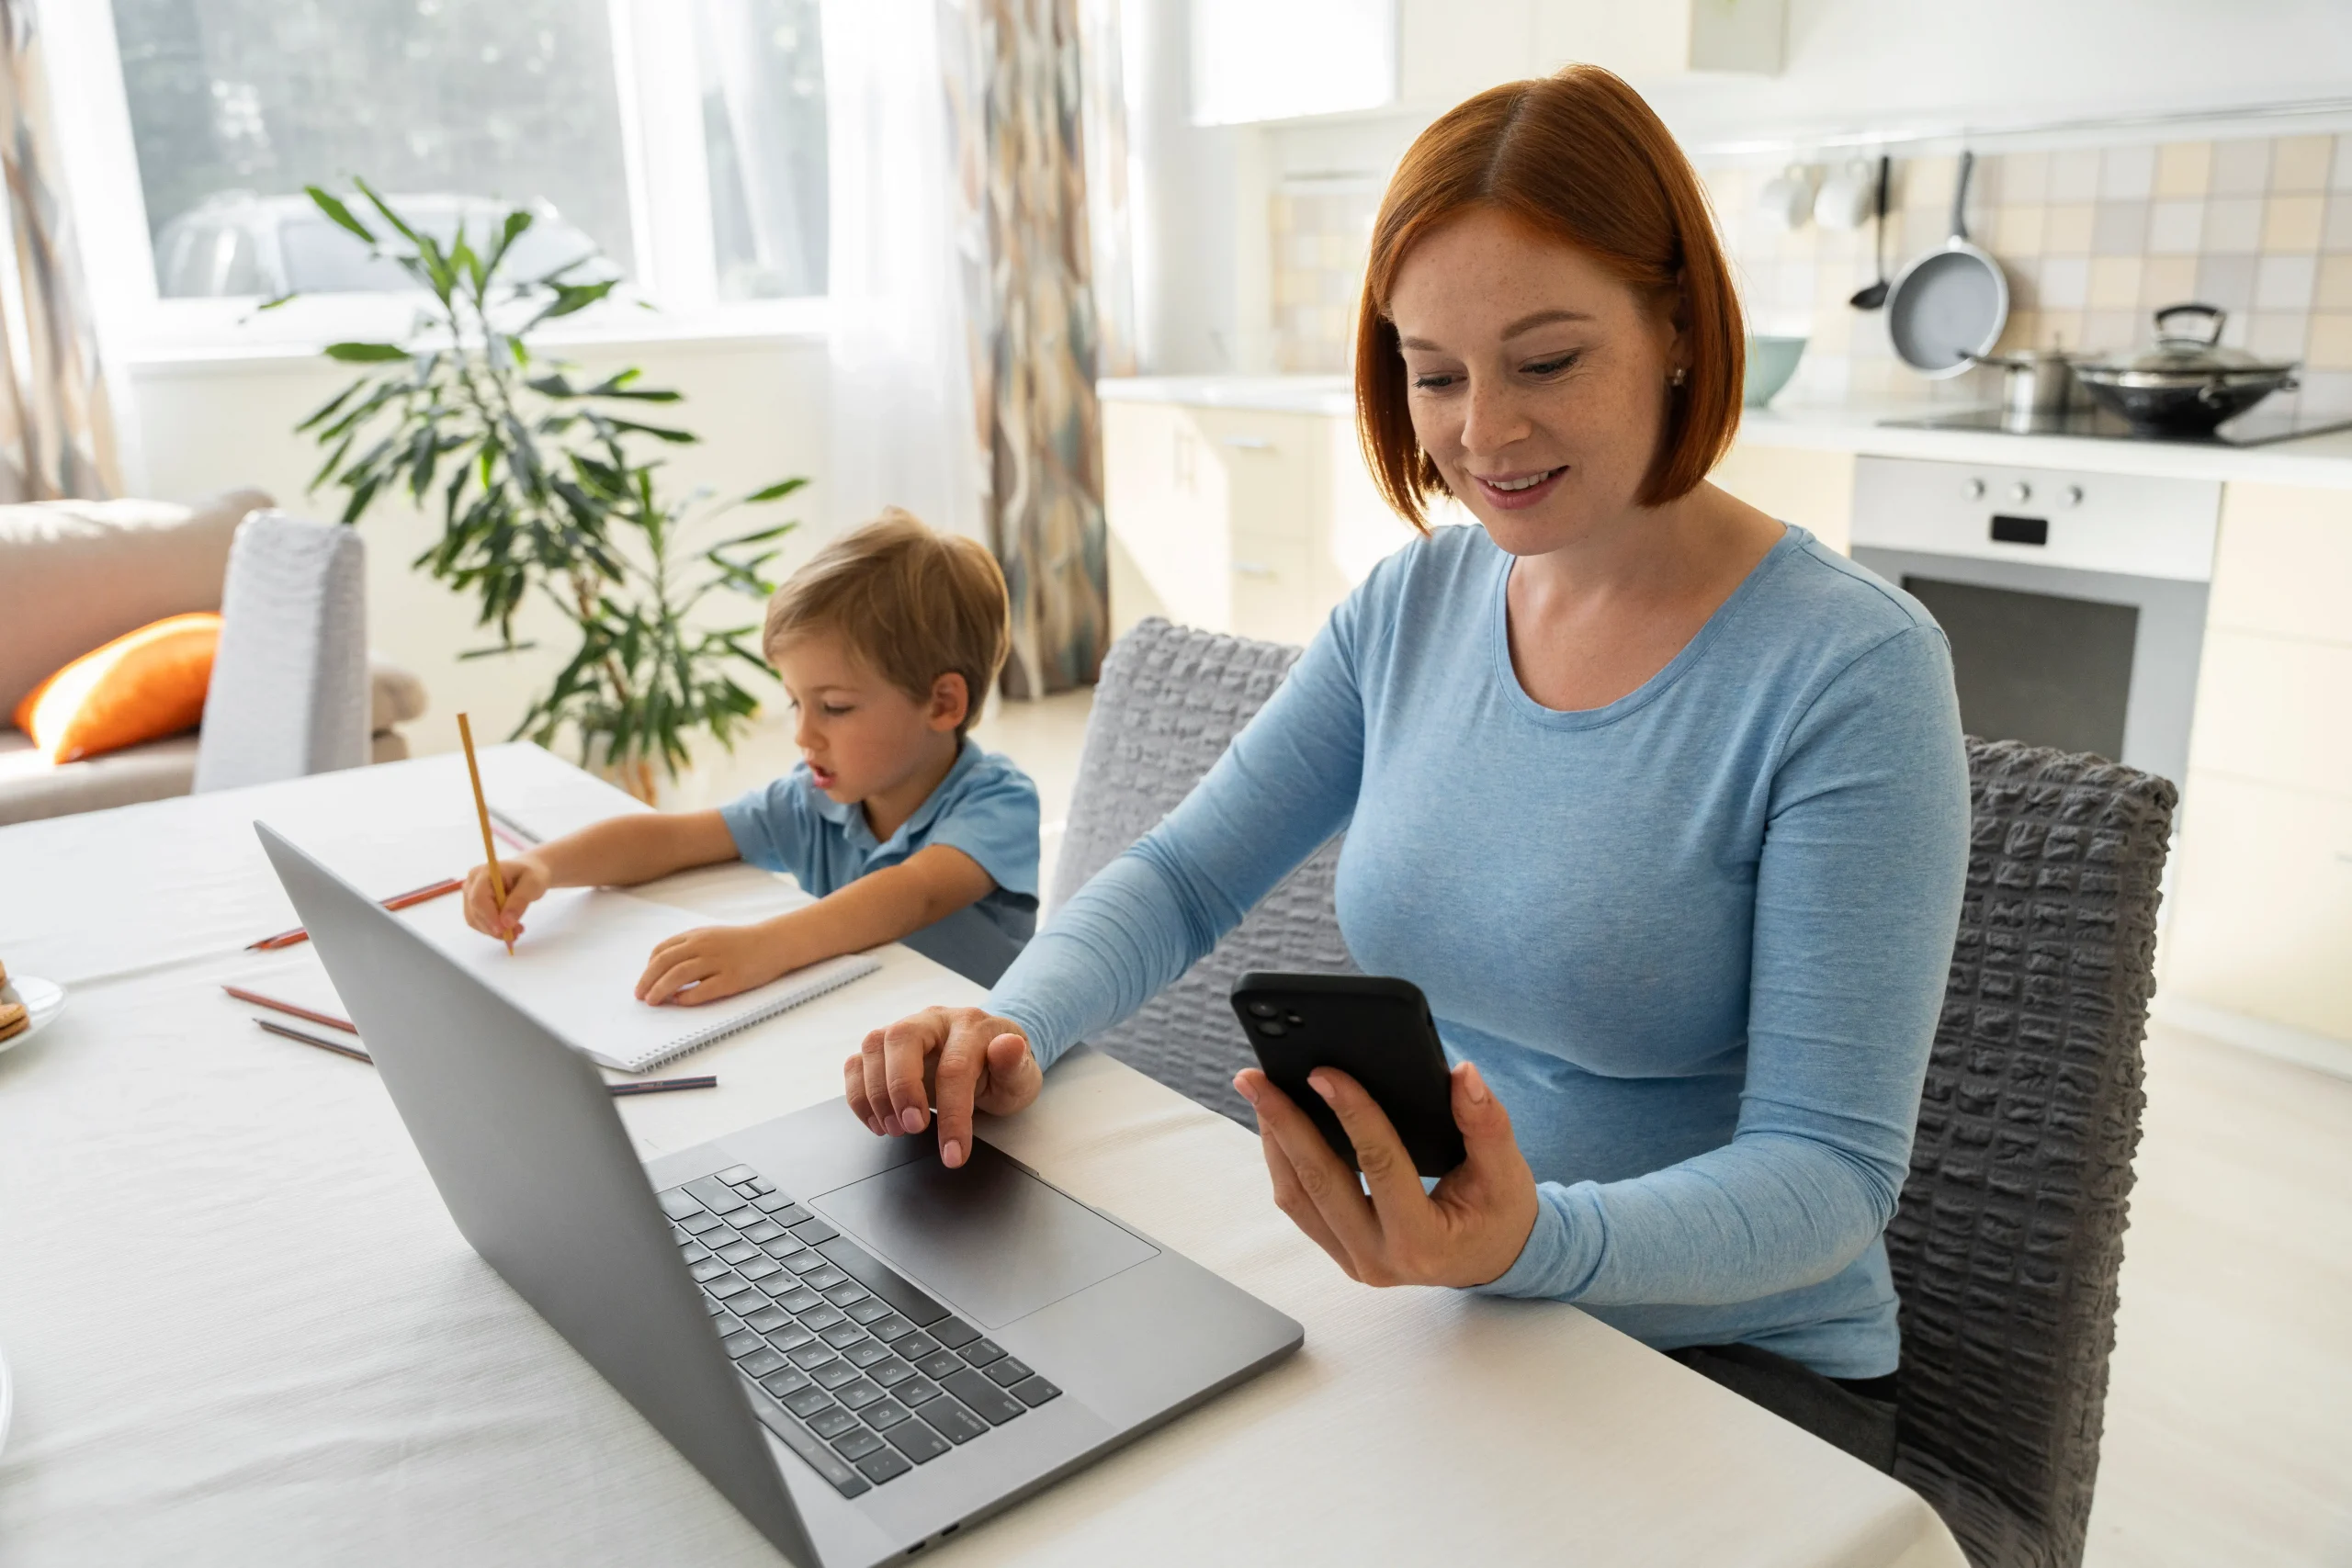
left=456, top=712, right=515, bottom=955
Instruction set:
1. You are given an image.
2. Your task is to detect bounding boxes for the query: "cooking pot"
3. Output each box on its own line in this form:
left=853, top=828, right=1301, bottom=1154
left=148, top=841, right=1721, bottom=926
left=1971, top=347, right=2078, bottom=429
left=2074, top=303, right=2298, bottom=435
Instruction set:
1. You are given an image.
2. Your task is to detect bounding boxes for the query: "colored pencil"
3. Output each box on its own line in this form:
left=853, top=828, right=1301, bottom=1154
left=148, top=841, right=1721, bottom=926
left=456, top=713, right=514, bottom=955
left=256, top=1017, right=374, bottom=1064
left=246, top=876, right=465, bottom=951
left=224, top=984, right=358, bottom=1033
left=607, top=1075, right=719, bottom=1097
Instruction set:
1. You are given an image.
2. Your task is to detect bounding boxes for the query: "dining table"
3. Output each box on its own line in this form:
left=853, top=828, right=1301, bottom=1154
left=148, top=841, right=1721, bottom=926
left=0, top=742, right=1969, bottom=1566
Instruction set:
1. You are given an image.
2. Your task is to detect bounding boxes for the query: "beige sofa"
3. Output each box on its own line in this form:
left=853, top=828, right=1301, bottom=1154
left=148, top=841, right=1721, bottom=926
left=0, top=490, right=425, bottom=826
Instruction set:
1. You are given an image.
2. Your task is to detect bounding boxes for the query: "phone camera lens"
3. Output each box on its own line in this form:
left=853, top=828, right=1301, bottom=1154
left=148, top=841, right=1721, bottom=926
left=1284, top=1012, right=1305, bottom=1026
left=1247, top=1001, right=1277, bottom=1018
left=1257, top=1021, right=1286, bottom=1037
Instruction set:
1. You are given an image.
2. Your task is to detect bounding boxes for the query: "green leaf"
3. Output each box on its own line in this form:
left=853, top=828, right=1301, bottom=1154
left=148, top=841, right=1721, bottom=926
left=323, top=341, right=410, bottom=363
left=254, top=291, right=300, bottom=312
left=305, top=185, right=377, bottom=243
left=485, top=209, right=535, bottom=277
left=296, top=378, right=366, bottom=433
left=605, top=418, right=696, bottom=445
left=458, top=640, right=537, bottom=660
left=744, top=477, right=808, bottom=503
left=352, top=177, right=421, bottom=244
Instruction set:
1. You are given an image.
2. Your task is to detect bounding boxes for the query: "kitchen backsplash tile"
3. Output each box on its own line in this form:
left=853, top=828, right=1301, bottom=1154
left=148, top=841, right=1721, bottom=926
left=1261, top=129, right=2352, bottom=414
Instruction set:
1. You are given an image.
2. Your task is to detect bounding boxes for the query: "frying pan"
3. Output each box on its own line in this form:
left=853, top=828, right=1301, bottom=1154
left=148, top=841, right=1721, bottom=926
left=1886, top=151, right=2008, bottom=378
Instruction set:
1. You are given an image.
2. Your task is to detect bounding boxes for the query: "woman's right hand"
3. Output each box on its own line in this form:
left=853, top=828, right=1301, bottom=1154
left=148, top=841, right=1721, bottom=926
left=844, top=1007, right=1043, bottom=1168
left=463, top=852, right=551, bottom=942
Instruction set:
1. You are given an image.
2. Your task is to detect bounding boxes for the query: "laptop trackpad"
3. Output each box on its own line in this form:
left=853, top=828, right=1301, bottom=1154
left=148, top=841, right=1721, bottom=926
left=812, top=1143, right=1159, bottom=1329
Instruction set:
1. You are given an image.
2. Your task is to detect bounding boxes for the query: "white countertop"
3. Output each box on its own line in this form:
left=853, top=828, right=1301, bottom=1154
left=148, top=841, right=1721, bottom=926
left=1099, top=376, right=2352, bottom=491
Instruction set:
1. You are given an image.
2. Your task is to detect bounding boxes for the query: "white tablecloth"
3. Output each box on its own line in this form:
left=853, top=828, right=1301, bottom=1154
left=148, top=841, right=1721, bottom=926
left=0, top=747, right=1967, bottom=1566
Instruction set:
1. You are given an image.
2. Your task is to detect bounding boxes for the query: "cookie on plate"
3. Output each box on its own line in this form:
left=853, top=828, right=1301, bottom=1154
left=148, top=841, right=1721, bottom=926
left=0, top=999, right=25, bottom=1043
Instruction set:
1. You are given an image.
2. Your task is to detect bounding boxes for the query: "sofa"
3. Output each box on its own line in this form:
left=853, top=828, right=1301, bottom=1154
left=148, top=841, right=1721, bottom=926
left=0, top=490, right=425, bottom=827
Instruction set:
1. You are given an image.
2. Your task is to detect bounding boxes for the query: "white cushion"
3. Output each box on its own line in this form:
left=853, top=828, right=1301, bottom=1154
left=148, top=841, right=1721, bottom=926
left=0, top=728, right=201, bottom=827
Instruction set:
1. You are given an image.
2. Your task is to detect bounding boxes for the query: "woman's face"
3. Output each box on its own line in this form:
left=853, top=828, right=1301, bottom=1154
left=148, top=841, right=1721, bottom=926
left=1386, top=207, right=1684, bottom=557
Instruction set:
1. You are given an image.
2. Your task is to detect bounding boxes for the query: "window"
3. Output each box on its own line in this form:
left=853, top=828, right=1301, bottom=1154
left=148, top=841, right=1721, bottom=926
left=55, top=0, right=830, bottom=347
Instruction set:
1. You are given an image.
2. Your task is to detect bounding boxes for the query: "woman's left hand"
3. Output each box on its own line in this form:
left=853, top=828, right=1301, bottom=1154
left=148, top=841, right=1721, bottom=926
left=1235, top=1059, right=1540, bottom=1289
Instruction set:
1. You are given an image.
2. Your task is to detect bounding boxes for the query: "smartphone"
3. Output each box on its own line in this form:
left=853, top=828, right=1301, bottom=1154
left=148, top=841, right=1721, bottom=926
left=1229, top=971, right=1467, bottom=1177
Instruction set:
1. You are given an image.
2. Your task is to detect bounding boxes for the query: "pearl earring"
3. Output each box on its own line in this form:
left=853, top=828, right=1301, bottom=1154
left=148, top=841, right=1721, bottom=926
left=1668, top=367, right=1688, bottom=388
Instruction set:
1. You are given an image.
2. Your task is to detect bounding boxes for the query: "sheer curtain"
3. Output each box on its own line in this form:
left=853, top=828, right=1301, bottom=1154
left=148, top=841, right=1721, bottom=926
left=818, top=0, right=985, bottom=543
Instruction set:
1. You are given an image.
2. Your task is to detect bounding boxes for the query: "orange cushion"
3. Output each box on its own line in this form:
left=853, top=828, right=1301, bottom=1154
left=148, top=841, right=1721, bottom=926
left=12, top=612, right=220, bottom=763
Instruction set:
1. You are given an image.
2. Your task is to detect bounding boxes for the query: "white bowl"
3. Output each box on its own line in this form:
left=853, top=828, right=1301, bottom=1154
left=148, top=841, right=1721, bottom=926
left=1, top=974, right=65, bottom=1055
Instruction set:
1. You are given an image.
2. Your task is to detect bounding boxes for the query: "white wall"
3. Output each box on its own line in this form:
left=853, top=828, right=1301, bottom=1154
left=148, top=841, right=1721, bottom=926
left=126, top=333, right=832, bottom=762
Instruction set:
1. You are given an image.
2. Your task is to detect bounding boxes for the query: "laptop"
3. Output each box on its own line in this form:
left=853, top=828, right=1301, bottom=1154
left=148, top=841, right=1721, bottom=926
left=257, top=824, right=1302, bottom=1567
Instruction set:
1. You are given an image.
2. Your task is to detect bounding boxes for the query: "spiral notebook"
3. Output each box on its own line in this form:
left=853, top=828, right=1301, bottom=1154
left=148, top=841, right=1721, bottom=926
left=394, top=886, right=880, bottom=1073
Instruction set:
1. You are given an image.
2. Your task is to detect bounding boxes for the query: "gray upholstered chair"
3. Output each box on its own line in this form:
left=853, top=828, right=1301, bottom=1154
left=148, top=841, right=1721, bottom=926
left=193, top=511, right=372, bottom=793
left=1053, top=618, right=2174, bottom=1568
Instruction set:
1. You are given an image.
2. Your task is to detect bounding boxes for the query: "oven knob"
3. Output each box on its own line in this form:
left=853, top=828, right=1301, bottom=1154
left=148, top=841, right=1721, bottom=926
left=2009, top=481, right=2032, bottom=503
left=2061, top=484, right=2084, bottom=507
left=1963, top=478, right=1985, bottom=500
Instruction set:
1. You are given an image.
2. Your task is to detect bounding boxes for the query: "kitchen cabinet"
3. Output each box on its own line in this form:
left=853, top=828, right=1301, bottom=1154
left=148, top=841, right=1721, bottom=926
left=1101, top=395, right=1415, bottom=646
left=2165, top=481, right=2352, bottom=1043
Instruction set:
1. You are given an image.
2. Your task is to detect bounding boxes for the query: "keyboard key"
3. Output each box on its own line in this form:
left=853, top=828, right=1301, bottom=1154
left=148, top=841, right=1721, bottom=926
left=843, top=1298, right=893, bottom=1326
left=820, top=1280, right=869, bottom=1306
left=1009, top=1375, right=1062, bottom=1407
left=786, top=1341, right=836, bottom=1368
left=716, top=1241, right=760, bottom=1265
left=741, top=1347, right=790, bottom=1380
left=743, top=1304, right=794, bottom=1335
left=705, top=1299, right=730, bottom=1318
left=815, top=1238, right=950, bottom=1327
left=888, top=1420, right=951, bottom=1465
left=760, top=1236, right=805, bottom=1259
left=784, top=1252, right=830, bottom=1275
left=864, top=1398, right=912, bottom=1431
left=800, top=1266, right=851, bottom=1292
left=895, top=1376, right=944, bottom=1407
left=707, top=1274, right=755, bottom=1301
left=672, top=1225, right=695, bottom=1246
left=741, top=1221, right=785, bottom=1245
left=769, top=1204, right=813, bottom=1226
left=683, top=1176, right=741, bottom=1213
left=894, top=1331, right=942, bottom=1359
left=807, top=1404, right=861, bottom=1440
left=690, top=1258, right=730, bottom=1283
left=959, top=1337, right=1007, bottom=1368
left=709, top=1311, right=745, bottom=1337
left=870, top=1357, right=916, bottom=1388
left=856, top=1446, right=913, bottom=1484
left=752, top=1192, right=795, bottom=1213
left=722, top=1330, right=764, bottom=1359
left=939, top=1369, right=1025, bottom=1426
left=930, top=1318, right=981, bottom=1350
left=776, top=1287, right=824, bottom=1314
left=679, top=1210, right=723, bottom=1235
left=761, top=1367, right=813, bottom=1398
left=769, top=1323, right=818, bottom=1353
left=984, top=1356, right=1033, bottom=1387
left=718, top=1206, right=760, bottom=1228
left=755, top=1273, right=801, bottom=1298
left=831, top=1425, right=885, bottom=1461
left=842, top=1338, right=892, bottom=1369
left=799, top=1304, right=848, bottom=1332
left=738, top=1257, right=783, bottom=1282
left=679, top=1241, right=711, bottom=1264
left=659, top=1189, right=704, bottom=1220
left=810, top=1359, right=859, bottom=1390
left=716, top=1165, right=759, bottom=1185
left=835, top=1378, right=885, bottom=1411
left=922, top=1400, right=989, bottom=1445
left=819, top=1322, right=867, bottom=1349
left=868, top=1314, right=917, bottom=1342
left=747, top=1177, right=778, bottom=1196
left=783, top=1384, right=835, bottom=1418
left=790, top=1218, right=839, bottom=1245
left=916, top=1350, right=964, bottom=1381
left=743, top=1382, right=869, bottom=1499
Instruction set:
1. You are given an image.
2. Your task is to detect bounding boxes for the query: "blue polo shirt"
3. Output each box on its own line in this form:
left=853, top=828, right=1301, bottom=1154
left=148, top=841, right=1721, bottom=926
left=719, top=740, right=1041, bottom=985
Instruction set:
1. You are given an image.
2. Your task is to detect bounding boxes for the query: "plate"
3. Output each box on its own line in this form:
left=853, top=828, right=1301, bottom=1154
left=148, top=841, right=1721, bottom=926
left=0, top=974, right=65, bottom=1054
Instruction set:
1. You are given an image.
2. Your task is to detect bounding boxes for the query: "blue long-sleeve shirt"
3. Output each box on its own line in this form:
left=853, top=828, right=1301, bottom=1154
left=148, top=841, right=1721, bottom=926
left=989, top=524, right=1969, bottom=1377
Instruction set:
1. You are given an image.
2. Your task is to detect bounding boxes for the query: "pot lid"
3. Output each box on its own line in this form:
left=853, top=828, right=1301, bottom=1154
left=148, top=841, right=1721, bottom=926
left=2083, top=303, right=2295, bottom=377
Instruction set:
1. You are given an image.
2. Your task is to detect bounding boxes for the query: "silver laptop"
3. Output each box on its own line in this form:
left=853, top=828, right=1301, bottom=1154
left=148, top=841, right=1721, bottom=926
left=257, top=824, right=1302, bottom=1567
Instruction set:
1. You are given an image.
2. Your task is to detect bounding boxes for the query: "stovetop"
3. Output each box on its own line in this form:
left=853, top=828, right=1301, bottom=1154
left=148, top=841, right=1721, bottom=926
left=1880, top=403, right=2352, bottom=447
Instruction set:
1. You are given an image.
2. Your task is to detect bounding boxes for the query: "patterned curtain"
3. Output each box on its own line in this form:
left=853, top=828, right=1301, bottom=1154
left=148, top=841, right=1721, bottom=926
left=944, top=0, right=1109, bottom=700
left=0, top=0, right=120, bottom=502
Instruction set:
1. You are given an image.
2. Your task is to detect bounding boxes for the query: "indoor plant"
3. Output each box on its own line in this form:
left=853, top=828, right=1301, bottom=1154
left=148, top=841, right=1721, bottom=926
left=285, top=180, right=802, bottom=800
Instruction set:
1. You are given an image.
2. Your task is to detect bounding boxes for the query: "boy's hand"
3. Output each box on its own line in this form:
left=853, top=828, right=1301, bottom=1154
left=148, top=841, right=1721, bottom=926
left=638, top=923, right=793, bottom=1007
left=464, top=852, right=550, bottom=942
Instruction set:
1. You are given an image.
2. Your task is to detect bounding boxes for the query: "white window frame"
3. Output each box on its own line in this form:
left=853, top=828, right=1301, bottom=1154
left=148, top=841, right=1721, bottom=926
left=40, top=0, right=828, bottom=363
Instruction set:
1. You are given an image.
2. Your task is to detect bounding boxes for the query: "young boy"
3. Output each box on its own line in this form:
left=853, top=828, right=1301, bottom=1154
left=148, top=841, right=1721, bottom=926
left=461, top=509, right=1041, bottom=994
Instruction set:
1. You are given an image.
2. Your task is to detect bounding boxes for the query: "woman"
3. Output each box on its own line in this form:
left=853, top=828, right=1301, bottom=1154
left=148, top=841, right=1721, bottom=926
left=843, top=66, right=1969, bottom=1468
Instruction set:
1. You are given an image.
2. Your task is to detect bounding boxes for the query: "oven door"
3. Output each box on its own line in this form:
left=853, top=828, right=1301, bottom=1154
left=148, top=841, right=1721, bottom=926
left=1850, top=546, right=2207, bottom=788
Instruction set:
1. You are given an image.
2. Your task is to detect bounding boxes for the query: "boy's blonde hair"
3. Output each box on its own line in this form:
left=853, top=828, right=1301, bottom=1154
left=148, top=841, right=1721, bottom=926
left=763, top=508, right=1010, bottom=737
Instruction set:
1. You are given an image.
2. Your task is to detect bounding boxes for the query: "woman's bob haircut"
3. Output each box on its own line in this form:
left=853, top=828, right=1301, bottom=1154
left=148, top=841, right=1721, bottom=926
left=1354, top=65, right=1745, bottom=528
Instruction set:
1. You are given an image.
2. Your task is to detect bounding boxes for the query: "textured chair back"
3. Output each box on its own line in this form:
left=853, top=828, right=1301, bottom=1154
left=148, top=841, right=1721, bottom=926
left=1889, top=741, right=2175, bottom=1568
left=194, top=512, right=370, bottom=794
left=1050, top=619, right=1354, bottom=1124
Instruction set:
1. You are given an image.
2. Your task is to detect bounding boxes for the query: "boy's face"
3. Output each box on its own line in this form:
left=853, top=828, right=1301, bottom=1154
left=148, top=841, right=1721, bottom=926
left=772, top=631, right=966, bottom=805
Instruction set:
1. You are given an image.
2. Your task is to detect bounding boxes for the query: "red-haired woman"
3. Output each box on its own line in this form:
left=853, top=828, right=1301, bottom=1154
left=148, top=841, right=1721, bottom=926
left=850, top=67, right=1969, bottom=1467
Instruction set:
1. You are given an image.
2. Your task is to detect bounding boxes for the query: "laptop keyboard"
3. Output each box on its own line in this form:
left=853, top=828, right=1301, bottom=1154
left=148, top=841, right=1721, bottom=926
left=661, top=1164, right=1062, bottom=1498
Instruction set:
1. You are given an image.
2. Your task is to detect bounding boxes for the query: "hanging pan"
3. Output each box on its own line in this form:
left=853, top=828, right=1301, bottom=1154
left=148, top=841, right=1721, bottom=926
left=1885, top=150, right=2008, bottom=378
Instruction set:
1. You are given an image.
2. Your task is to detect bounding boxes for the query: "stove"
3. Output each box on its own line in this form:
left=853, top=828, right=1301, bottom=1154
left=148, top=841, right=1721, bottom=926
left=1880, top=402, right=2352, bottom=447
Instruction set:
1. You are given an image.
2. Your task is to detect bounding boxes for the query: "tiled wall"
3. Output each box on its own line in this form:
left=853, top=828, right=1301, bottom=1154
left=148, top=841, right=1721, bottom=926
left=1708, top=130, right=2352, bottom=412
left=1264, top=128, right=2352, bottom=413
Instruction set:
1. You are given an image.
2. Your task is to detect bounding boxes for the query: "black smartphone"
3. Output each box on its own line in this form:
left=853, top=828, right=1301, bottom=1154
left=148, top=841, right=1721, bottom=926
left=1229, top=971, right=1466, bottom=1177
